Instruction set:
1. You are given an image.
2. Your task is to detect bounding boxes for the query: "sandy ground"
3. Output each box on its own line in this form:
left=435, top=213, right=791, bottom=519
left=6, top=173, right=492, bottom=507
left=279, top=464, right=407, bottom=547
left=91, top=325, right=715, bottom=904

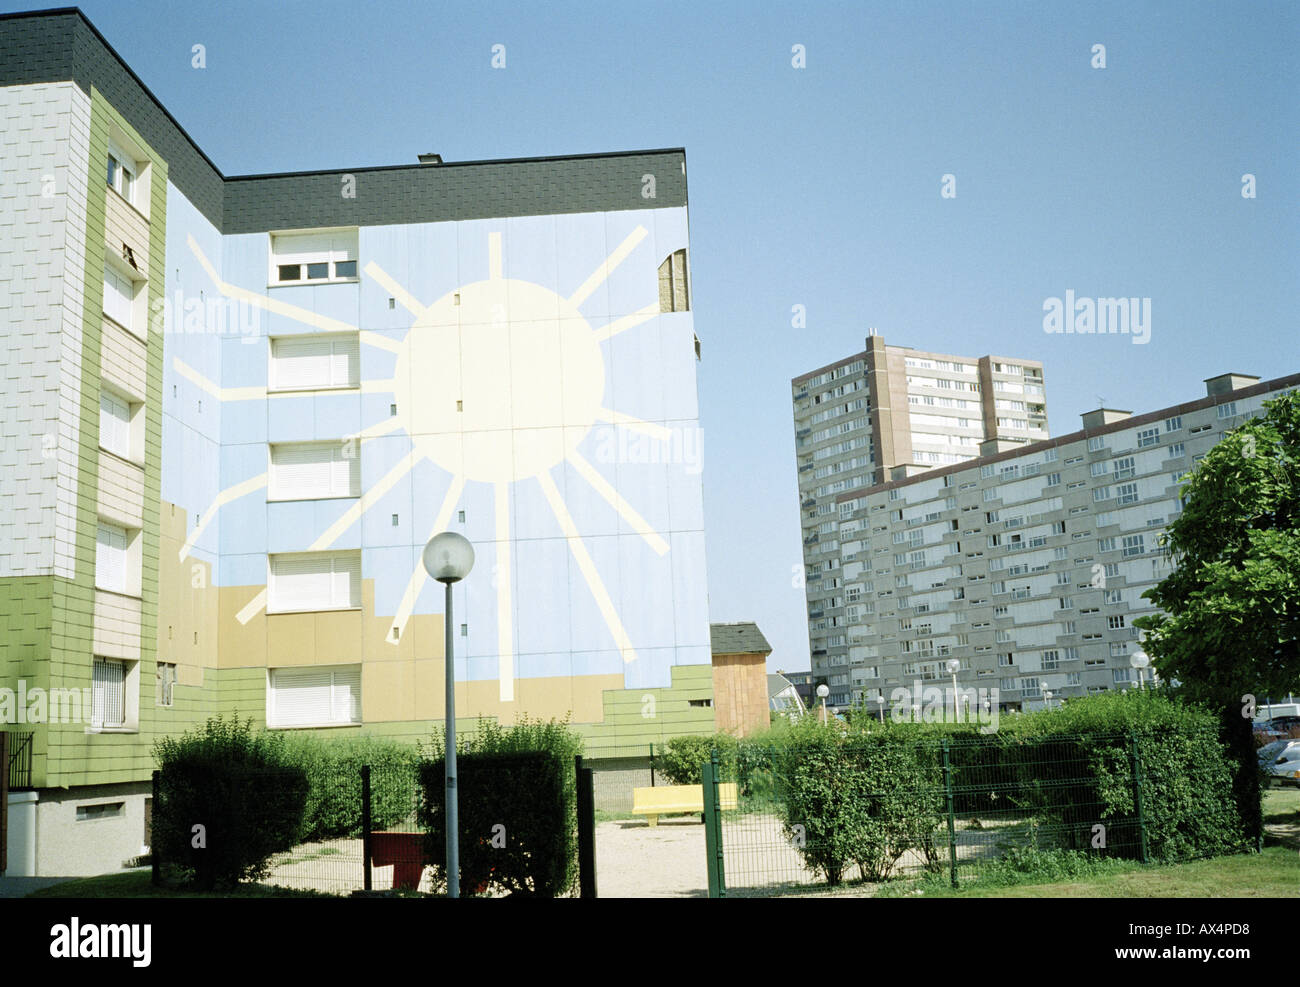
left=595, top=818, right=710, bottom=897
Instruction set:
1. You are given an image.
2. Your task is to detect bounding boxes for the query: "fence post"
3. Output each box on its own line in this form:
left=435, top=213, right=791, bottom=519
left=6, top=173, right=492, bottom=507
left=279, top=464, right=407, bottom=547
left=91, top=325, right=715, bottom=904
left=150, top=769, right=159, bottom=886
left=2, top=732, right=9, bottom=876
left=361, top=764, right=373, bottom=892
left=941, top=739, right=958, bottom=889
left=1128, top=732, right=1150, bottom=864
left=649, top=743, right=655, bottom=787
left=575, top=755, right=597, bottom=898
left=702, top=752, right=726, bottom=898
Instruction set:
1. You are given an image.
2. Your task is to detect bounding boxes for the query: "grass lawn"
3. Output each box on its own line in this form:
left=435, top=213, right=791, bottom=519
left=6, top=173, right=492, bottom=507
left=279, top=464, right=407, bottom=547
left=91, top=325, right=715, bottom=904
left=899, top=847, right=1299, bottom=898
left=27, top=869, right=338, bottom=899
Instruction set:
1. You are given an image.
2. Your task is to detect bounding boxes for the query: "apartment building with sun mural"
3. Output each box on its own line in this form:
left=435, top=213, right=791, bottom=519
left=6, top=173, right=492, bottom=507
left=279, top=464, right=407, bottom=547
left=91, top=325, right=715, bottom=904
left=0, top=8, right=711, bottom=875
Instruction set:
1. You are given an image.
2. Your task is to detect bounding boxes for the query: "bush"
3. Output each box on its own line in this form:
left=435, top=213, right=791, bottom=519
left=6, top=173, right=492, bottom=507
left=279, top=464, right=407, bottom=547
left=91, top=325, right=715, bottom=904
left=152, top=715, right=308, bottom=890
left=280, top=734, right=420, bottom=841
left=417, top=717, right=582, bottom=896
left=769, top=719, right=943, bottom=885
left=658, top=733, right=739, bottom=786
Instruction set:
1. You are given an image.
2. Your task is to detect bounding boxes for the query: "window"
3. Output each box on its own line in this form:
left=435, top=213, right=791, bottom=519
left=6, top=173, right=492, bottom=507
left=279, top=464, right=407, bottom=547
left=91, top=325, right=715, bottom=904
left=95, top=522, right=130, bottom=594
left=92, top=657, right=134, bottom=729
left=1137, top=427, right=1160, bottom=448
left=1121, top=534, right=1145, bottom=558
left=77, top=802, right=126, bottom=822
left=1088, top=436, right=1105, bottom=452
left=267, top=665, right=361, bottom=728
left=1098, top=537, right=1116, bottom=553
left=1090, top=461, right=1110, bottom=477
left=1168, top=442, right=1185, bottom=459
left=268, top=551, right=362, bottom=613
left=1046, top=472, right=1061, bottom=486
left=658, top=249, right=690, bottom=312
left=269, top=334, right=360, bottom=391
left=1092, top=486, right=1111, bottom=502
left=1216, top=402, right=1237, bottom=419
left=271, top=230, right=359, bottom=284
left=99, top=389, right=134, bottom=461
left=156, top=662, right=176, bottom=707
left=1112, top=668, right=1133, bottom=684
left=1116, top=482, right=1139, bottom=505
left=1107, top=615, right=1126, bottom=629
left=1164, top=416, right=1182, bottom=432
left=103, top=265, right=136, bottom=330
left=106, top=143, right=137, bottom=205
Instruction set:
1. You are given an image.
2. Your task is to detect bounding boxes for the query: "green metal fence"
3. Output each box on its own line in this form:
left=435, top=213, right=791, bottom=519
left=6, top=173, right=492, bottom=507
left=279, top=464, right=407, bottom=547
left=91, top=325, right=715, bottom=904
left=701, top=730, right=1233, bottom=897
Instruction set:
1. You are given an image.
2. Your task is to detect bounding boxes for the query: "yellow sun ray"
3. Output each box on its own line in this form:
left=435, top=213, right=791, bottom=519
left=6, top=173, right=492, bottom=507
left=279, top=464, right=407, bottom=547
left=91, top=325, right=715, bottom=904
left=236, top=588, right=268, bottom=625
left=363, top=262, right=427, bottom=319
left=537, top=470, right=637, bottom=664
left=188, top=234, right=357, bottom=334
left=566, top=450, right=669, bottom=556
left=179, top=473, right=268, bottom=561
left=360, top=330, right=404, bottom=354
left=173, top=358, right=267, bottom=402
left=386, top=474, right=466, bottom=643
left=308, top=450, right=418, bottom=552
left=595, top=408, right=672, bottom=440
left=495, top=481, right=514, bottom=702
left=567, top=226, right=648, bottom=308
left=592, top=303, right=659, bottom=342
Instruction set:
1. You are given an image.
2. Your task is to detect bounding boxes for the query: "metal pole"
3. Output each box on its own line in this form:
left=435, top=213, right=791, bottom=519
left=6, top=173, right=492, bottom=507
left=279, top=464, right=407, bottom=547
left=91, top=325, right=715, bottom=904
left=445, top=581, right=459, bottom=898
left=361, top=764, right=373, bottom=892
left=942, top=739, right=958, bottom=889
left=1128, top=731, right=1149, bottom=865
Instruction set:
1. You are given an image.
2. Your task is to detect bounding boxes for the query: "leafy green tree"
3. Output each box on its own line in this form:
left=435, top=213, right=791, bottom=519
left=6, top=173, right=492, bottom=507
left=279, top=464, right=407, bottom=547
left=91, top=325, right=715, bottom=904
left=1134, top=390, right=1300, bottom=844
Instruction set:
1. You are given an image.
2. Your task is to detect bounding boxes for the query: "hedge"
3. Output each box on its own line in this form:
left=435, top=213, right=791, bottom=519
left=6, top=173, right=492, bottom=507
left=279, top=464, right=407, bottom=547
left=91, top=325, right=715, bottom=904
left=152, top=715, right=308, bottom=890
left=417, top=717, right=581, bottom=896
left=280, top=734, right=420, bottom=841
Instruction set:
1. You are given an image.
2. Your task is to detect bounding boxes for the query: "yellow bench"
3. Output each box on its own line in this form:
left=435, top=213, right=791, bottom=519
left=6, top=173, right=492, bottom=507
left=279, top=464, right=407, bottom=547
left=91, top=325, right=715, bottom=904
left=631, top=783, right=738, bottom=826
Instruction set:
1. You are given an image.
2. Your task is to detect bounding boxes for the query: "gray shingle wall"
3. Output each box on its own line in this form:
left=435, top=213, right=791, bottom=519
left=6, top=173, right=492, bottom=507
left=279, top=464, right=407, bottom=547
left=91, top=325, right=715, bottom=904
left=0, top=10, right=686, bottom=234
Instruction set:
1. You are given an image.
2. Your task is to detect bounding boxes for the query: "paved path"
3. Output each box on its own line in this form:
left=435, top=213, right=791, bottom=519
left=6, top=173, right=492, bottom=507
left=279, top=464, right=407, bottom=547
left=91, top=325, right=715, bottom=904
left=0, top=875, right=76, bottom=898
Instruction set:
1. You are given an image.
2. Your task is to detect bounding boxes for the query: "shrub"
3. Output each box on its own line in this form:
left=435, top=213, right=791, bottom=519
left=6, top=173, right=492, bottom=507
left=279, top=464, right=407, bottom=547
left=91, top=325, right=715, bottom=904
left=417, top=717, right=582, bottom=896
left=658, top=733, right=736, bottom=785
left=280, top=734, right=420, bottom=841
left=152, top=715, right=308, bottom=890
left=769, top=719, right=943, bottom=885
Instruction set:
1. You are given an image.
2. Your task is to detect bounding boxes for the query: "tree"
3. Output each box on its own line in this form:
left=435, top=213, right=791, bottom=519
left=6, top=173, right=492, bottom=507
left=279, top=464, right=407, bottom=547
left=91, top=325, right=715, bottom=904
left=1134, top=389, right=1300, bottom=846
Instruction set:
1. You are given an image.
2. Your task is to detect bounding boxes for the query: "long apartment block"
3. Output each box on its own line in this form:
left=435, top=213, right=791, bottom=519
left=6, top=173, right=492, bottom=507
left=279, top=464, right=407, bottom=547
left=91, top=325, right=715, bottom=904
left=793, top=333, right=1049, bottom=689
left=0, top=9, right=712, bottom=875
left=823, top=371, right=1298, bottom=710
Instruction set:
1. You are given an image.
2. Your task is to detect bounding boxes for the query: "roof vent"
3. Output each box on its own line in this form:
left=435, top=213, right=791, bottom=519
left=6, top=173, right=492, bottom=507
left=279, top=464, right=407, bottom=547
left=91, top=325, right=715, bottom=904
left=418, top=153, right=443, bottom=165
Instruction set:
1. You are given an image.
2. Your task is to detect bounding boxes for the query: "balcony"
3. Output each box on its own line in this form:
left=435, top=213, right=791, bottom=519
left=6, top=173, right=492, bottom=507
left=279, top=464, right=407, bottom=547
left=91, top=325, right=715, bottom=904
left=5, top=730, right=34, bottom=790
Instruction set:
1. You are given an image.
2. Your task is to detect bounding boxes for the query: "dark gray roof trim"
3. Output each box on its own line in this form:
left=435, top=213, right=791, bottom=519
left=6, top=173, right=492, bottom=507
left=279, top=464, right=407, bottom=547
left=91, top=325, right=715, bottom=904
left=0, top=9, right=687, bottom=232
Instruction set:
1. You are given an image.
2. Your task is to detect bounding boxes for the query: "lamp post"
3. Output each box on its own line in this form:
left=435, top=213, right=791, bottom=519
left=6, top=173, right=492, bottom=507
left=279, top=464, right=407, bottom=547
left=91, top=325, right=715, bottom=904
left=875, top=693, right=885, bottom=725
left=946, top=658, right=961, bottom=723
left=816, top=683, right=830, bottom=725
left=1130, top=650, right=1150, bottom=690
left=422, top=531, right=475, bottom=899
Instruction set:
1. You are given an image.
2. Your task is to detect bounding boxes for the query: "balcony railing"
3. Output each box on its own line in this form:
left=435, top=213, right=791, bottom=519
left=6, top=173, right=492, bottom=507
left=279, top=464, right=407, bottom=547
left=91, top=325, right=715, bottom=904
left=5, top=730, right=34, bottom=790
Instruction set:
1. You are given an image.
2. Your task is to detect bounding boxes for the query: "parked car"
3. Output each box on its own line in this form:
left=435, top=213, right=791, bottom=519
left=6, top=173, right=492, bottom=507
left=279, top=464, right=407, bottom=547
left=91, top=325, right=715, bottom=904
left=1267, top=715, right=1300, bottom=734
left=1257, top=739, right=1300, bottom=788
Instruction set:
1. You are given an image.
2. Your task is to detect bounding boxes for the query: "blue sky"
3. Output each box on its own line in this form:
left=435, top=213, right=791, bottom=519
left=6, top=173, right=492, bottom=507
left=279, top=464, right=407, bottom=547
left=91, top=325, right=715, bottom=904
left=12, top=0, right=1297, bottom=673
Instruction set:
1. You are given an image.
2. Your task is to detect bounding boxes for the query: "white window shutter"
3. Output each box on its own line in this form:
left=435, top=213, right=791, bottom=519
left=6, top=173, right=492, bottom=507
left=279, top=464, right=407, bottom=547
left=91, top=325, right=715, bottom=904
left=100, top=391, right=131, bottom=458
left=271, top=336, right=357, bottom=390
left=331, top=338, right=359, bottom=387
left=269, top=551, right=360, bottom=612
left=331, top=666, right=362, bottom=722
left=103, top=266, right=134, bottom=329
left=96, top=523, right=128, bottom=593
left=270, top=667, right=333, bottom=726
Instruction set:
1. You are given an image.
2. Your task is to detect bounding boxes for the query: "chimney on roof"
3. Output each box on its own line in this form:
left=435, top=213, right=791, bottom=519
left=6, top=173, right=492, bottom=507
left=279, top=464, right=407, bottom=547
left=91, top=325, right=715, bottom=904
left=1204, top=373, right=1260, bottom=397
left=1080, top=408, right=1131, bottom=430
left=418, top=153, right=443, bottom=165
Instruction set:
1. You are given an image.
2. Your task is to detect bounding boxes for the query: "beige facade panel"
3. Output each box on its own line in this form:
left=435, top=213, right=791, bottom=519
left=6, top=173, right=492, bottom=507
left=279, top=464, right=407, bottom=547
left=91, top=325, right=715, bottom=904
left=92, top=589, right=143, bottom=660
